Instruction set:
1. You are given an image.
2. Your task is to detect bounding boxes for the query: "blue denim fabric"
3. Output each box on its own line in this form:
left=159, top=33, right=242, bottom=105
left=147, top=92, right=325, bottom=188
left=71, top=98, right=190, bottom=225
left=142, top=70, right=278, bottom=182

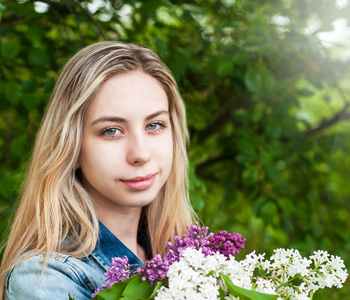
left=5, top=222, right=143, bottom=300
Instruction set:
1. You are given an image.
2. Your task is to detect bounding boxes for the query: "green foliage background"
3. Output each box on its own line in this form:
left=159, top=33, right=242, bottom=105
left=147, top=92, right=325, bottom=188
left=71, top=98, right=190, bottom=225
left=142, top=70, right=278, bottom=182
left=1, top=0, right=350, bottom=298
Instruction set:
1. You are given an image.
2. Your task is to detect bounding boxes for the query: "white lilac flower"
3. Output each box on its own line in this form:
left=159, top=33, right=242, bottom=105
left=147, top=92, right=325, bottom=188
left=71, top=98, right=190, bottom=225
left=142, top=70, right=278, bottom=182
left=239, top=251, right=261, bottom=274
left=155, top=248, right=221, bottom=300
left=154, top=247, right=348, bottom=299
left=93, top=223, right=348, bottom=300
left=254, top=278, right=277, bottom=295
left=290, top=292, right=310, bottom=300
left=308, top=251, right=348, bottom=290
left=223, top=258, right=253, bottom=290
left=310, top=250, right=330, bottom=265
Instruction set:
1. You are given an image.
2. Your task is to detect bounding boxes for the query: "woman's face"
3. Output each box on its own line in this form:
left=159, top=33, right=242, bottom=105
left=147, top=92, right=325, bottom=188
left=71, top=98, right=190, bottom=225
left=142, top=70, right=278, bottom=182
left=78, top=71, right=173, bottom=213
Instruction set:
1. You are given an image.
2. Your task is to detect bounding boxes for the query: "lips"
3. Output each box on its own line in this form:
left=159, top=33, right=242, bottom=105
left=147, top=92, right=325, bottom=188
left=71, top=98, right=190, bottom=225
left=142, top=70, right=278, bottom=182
left=121, top=173, right=157, bottom=191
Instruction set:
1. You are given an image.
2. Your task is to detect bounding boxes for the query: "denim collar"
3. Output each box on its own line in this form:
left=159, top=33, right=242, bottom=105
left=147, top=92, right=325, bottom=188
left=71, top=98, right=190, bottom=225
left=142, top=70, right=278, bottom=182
left=90, top=221, right=143, bottom=271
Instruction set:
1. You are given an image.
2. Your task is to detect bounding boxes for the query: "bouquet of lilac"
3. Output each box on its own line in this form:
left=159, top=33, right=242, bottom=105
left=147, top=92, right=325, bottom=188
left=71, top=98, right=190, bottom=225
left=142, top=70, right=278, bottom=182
left=87, top=223, right=348, bottom=300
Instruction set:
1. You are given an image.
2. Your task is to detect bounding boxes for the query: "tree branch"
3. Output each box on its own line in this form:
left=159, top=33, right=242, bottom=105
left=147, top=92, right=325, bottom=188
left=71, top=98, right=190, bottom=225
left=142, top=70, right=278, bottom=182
left=72, top=0, right=108, bottom=40
left=195, top=154, right=234, bottom=175
left=305, top=101, right=350, bottom=137
left=64, top=0, right=84, bottom=44
left=47, top=1, right=68, bottom=37
left=194, top=110, right=232, bottom=144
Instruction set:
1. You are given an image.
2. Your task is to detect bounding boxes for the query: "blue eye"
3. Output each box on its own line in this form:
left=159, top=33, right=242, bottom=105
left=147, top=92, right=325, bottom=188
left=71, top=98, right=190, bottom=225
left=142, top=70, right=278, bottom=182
left=102, top=127, right=122, bottom=136
left=146, top=122, right=165, bottom=131
left=106, top=128, right=117, bottom=135
left=147, top=123, right=158, bottom=130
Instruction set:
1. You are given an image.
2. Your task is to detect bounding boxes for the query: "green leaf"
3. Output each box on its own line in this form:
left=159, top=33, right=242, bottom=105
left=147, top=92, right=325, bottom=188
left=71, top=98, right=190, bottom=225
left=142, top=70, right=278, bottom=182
left=21, top=94, right=41, bottom=111
left=236, top=152, right=256, bottom=164
left=10, top=133, right=28, bottom=159
left=122, top=274, right=154, bottom=299
left=262, top=69, right=276, bottom=91
left=93, top=275, right=157, bottom=300
left=29, top=47, right=50, bottom=66
left=139, top=0, right=163, bottom=15
left=260, top=202, right=278, bottom=225
left=4, top=81, right=21, bottom=104
left=1, top=37, right=20, bottom=59
left=146, top=280, right=164, bottom=299
left=22, top=79, right=37, bottom=93
left=219, top=287, right=228, bottom=299
left=217, top=59, right=234, bottom=76
left=253, top=196, right=267, bottom=216
left=235, top=0, right=244, bottom=10
left=244, top=67, right=262, bottom=94
left=236, top=140, right=257, bottom=164
left=265, top=124, right=281, bottom=139
left=222, top=274, right=278, bottom=300
left=264, top=164, right=280, bottom=183
left=233, top=52, right=250, bottom=65
left=93, top=276, right=134, bottom=300
left=237, top=140, right=256, bottom=156
left=242, top=166, right=259, bottom=186
left=26, top=26, right=44, bottom=45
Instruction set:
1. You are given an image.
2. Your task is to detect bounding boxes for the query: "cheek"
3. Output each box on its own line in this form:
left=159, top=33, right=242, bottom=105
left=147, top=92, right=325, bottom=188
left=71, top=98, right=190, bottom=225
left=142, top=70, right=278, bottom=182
left=79, top=141, right=118, bottom=174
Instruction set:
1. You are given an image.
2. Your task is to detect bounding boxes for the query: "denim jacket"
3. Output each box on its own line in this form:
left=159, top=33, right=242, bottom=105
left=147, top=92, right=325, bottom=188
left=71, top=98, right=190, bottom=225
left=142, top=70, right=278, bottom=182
left=5, top=222, right=143, bottom=300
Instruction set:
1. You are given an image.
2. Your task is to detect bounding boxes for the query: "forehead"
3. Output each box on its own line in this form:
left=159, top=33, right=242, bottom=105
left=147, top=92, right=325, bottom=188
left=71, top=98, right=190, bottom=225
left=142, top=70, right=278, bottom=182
left=85, top=71, right=169, bottom=122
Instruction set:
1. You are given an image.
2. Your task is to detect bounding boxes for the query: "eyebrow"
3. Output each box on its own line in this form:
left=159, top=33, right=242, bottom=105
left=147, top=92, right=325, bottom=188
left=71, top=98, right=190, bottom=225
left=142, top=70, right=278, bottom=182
left=90, top=109, right=170, bottom=126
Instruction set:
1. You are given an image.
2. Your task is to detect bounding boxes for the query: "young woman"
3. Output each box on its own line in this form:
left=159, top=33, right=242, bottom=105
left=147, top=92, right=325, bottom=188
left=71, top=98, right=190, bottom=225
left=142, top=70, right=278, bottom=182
left=0, top=41, right=195, bottom=299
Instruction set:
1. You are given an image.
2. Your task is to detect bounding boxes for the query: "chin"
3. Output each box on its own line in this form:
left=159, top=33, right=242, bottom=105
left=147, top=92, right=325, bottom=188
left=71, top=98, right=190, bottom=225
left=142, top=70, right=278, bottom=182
left=128, top=194, right=158, bottom=208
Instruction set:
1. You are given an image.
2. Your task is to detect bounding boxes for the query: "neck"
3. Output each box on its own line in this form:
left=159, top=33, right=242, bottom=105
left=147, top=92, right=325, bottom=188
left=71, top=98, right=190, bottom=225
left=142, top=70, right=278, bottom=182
left=96, top=205, right=147, bottom=263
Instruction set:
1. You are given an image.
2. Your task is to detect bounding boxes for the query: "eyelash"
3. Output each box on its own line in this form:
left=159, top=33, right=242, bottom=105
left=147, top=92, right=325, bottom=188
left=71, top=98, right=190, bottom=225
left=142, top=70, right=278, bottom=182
left=100, top=127, right=123, bottom=137
left=146, top=121, right=167, bottom=133
left=100, top=121, right=167, bottom=137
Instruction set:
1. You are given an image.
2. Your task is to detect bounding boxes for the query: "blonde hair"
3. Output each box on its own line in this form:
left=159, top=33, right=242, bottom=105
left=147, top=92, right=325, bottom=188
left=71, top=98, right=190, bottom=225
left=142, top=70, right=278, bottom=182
left=0, top=41, right=194, bottom=298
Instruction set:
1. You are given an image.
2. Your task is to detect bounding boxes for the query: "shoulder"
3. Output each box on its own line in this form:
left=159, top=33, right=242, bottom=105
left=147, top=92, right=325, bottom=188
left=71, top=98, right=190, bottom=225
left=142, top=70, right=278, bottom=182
left=5, top=251, right=105, bottom=300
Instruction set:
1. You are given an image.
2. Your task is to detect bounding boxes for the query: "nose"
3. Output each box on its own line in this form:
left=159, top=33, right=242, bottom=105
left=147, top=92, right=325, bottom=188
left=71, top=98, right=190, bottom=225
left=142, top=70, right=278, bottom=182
left=126, top=133, right=151, bottom=166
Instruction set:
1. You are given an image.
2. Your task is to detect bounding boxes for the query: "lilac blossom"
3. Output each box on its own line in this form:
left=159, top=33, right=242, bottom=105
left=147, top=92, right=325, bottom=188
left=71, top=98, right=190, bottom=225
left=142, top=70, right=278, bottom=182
left=209, top=230, right=246, bottom=256
left=164, top=222, right=213, bottom=264
left=134, top=254, right=170, bottom=285
left=91, top=222, right=246, bottom=298
left=92, top=256, right=135, bottom=297
left=164, top=222, right=245, bottom=263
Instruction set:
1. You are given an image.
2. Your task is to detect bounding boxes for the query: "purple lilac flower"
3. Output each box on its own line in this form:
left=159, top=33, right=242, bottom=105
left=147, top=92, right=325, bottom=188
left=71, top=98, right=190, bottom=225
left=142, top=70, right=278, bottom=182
left=164, top=222, right=245, bottom=263
left=92, top=255, right=135, bottom=297
left=92, top=222, right=246, bottom=297
left=209, top=230, right=246, bottom=257
left=134, top=254, right=169, bottom=285
left=104, top=256, right=134, bottom=287
left=164, top=222, right=208, bottom=264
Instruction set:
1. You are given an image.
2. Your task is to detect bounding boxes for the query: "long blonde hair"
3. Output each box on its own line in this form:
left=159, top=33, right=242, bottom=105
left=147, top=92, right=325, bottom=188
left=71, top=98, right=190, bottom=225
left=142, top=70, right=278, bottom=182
left=0, top=41, right=194, bottom=298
